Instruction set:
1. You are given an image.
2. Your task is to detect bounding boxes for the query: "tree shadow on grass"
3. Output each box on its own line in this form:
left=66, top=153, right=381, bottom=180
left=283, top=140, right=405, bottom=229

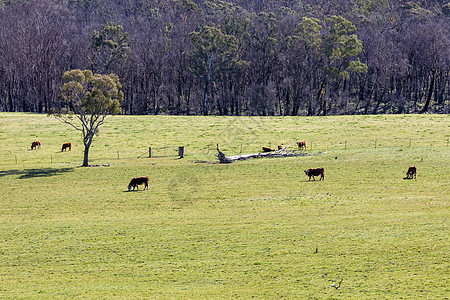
left=0, top=167, right=74, bottom=179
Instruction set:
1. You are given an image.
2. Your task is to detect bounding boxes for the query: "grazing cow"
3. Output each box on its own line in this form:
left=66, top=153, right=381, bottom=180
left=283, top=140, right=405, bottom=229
left=406, top=166, right=417, bottom=179
left=31, top=140, right=41, bottom=150
left=297, top=140, right=306, bottom=150
left=128, top=176, right=149, bottom=191
left=304, top=167, right=324, bottom=181
left=277, top=145, right=284, bottom=150
left=61, top=142, right=72, bottom=152
left=262, top=147, right=276, bottom=152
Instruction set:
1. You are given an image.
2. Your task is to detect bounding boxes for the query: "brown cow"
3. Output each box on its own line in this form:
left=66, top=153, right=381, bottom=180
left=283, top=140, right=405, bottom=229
left=297, top=140, right=306, bottom=150
left=262, top=147, right=276, bottom=152
left=277, top=145, right=284, bottom=150
left=61, top=142, right=72, bottom=152
left=304, top=167, right=324, bottom=181
left=128, top=176, right=149, bottom=191
left=31, top=140, right=41, bottom=150
left=406, top=166, right=417, bottom=179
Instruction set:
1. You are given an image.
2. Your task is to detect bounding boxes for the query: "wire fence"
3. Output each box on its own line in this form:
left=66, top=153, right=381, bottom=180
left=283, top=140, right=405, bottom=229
left=2, top=137, right=449, bottom=168
left=2, top=146, right=186, bottom=167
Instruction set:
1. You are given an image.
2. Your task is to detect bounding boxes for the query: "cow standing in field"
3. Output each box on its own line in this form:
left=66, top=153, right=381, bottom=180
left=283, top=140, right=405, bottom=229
left=31, top=140, right=41, bottom=150
left=127, top=176, right=149, bottom=191
left=406, top=166, right=417, bottom=179
left=297, top=140, right=306, bottom=150
left=304, top=167, right=324, bottom=181
left=61, top=142, right=72, bottom=151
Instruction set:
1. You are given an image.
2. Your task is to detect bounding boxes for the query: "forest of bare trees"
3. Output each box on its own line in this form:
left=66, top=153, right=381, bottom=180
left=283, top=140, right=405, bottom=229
left=0, top=0, right=449, bottom=115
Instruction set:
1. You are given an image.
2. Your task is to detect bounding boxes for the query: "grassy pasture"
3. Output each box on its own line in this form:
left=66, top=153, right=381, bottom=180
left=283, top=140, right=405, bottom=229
left=0, top=113, right=449, bottom=299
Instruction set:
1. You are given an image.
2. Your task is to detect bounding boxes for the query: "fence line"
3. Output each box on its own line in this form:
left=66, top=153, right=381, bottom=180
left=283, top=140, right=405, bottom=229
left=3, top=138, right=449, bottom=167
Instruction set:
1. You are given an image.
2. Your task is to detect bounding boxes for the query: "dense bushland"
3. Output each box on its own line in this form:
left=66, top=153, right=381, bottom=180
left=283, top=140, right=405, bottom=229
left=1, top=0, right=449, bottom=115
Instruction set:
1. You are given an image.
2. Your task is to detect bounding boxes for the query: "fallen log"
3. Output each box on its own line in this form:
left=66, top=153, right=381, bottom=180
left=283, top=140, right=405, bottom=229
left=215, top=144, right=308, bottom=163
left=215, top=144, right=233, bottom=163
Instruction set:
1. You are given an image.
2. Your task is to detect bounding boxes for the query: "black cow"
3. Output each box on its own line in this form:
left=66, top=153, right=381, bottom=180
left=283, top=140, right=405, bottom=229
left=61, top=142, right=71, bottom=151
left=304, top=167, right=324, bottom=181
left=406, top=166, right=417, bottom=179
left=128, top=176, right=149, bottom=191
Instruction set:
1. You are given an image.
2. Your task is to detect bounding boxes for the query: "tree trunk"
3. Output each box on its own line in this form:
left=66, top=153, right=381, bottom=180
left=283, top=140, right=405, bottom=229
left=215, top=144, right=308, bottom=163
left=215, top=144, right=232, bottom=163
left=82, top=132, right=94, bottom=167
left=420, top=69, right=436, bottom=114
left=82, top=143, right=90, bottom=167
left=316, top=79, right=326, bottom=116
left=322, top=83, right=329, bottom=116
left=203, top=75, right=210, bottom=116
left=203, top=55, right=213, bottom=116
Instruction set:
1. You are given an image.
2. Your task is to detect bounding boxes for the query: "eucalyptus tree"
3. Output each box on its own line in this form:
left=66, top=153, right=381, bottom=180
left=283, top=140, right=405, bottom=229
left=53, top=69, right=123, bottom=167
left=169, top=0, right=201, bottom=115
left=291, top=16, right=323, bottom=115
left=247, top=11, right=279, bottom=115
left=189, top=25, right=238, bottom=115
left=219, top=15, right=251, bottom=114
left=88, top=22, right=131, bottom=75
left=299, top=15, right=366, bottom=115
left=322, top=16, right=367, bottom=114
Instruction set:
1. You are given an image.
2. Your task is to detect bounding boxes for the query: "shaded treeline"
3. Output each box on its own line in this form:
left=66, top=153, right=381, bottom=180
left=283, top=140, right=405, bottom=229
left=0, top=0, right=449, bottom=115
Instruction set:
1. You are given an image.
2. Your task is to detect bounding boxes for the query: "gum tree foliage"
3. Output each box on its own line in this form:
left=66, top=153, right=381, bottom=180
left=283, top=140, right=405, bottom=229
left=89, top=22, right=130, bottom=74
left=319, top=16, right=367, bottom=115
left=188, top=25, right=238, bottom=115
left=291, top=16, right=323, bottom=115
left=53, top=69, right=123, bottom=167
left=291, top=15, right=367, bottom=115
left=322, top=16, right=367, bottom=80
left=323, top=16, right=366, bottom=115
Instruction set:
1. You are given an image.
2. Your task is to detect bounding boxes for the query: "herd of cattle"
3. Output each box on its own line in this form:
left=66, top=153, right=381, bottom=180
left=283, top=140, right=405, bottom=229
left=261, top=140, right=307, bottom=153
left=29, top=139, right=418, bottom=191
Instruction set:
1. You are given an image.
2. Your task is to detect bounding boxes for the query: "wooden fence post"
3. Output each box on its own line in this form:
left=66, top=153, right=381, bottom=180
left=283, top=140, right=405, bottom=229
left=345, top=140, right=347, bottom=150
left=117, top=150, right=120, bottom=160
left=149, top=147, right=152, bottom=158
left=178, top=146, right=184, bottom=159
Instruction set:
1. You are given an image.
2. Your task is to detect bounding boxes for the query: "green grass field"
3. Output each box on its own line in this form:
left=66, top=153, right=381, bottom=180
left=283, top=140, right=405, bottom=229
left=0, top=113, right=449, bottom=299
